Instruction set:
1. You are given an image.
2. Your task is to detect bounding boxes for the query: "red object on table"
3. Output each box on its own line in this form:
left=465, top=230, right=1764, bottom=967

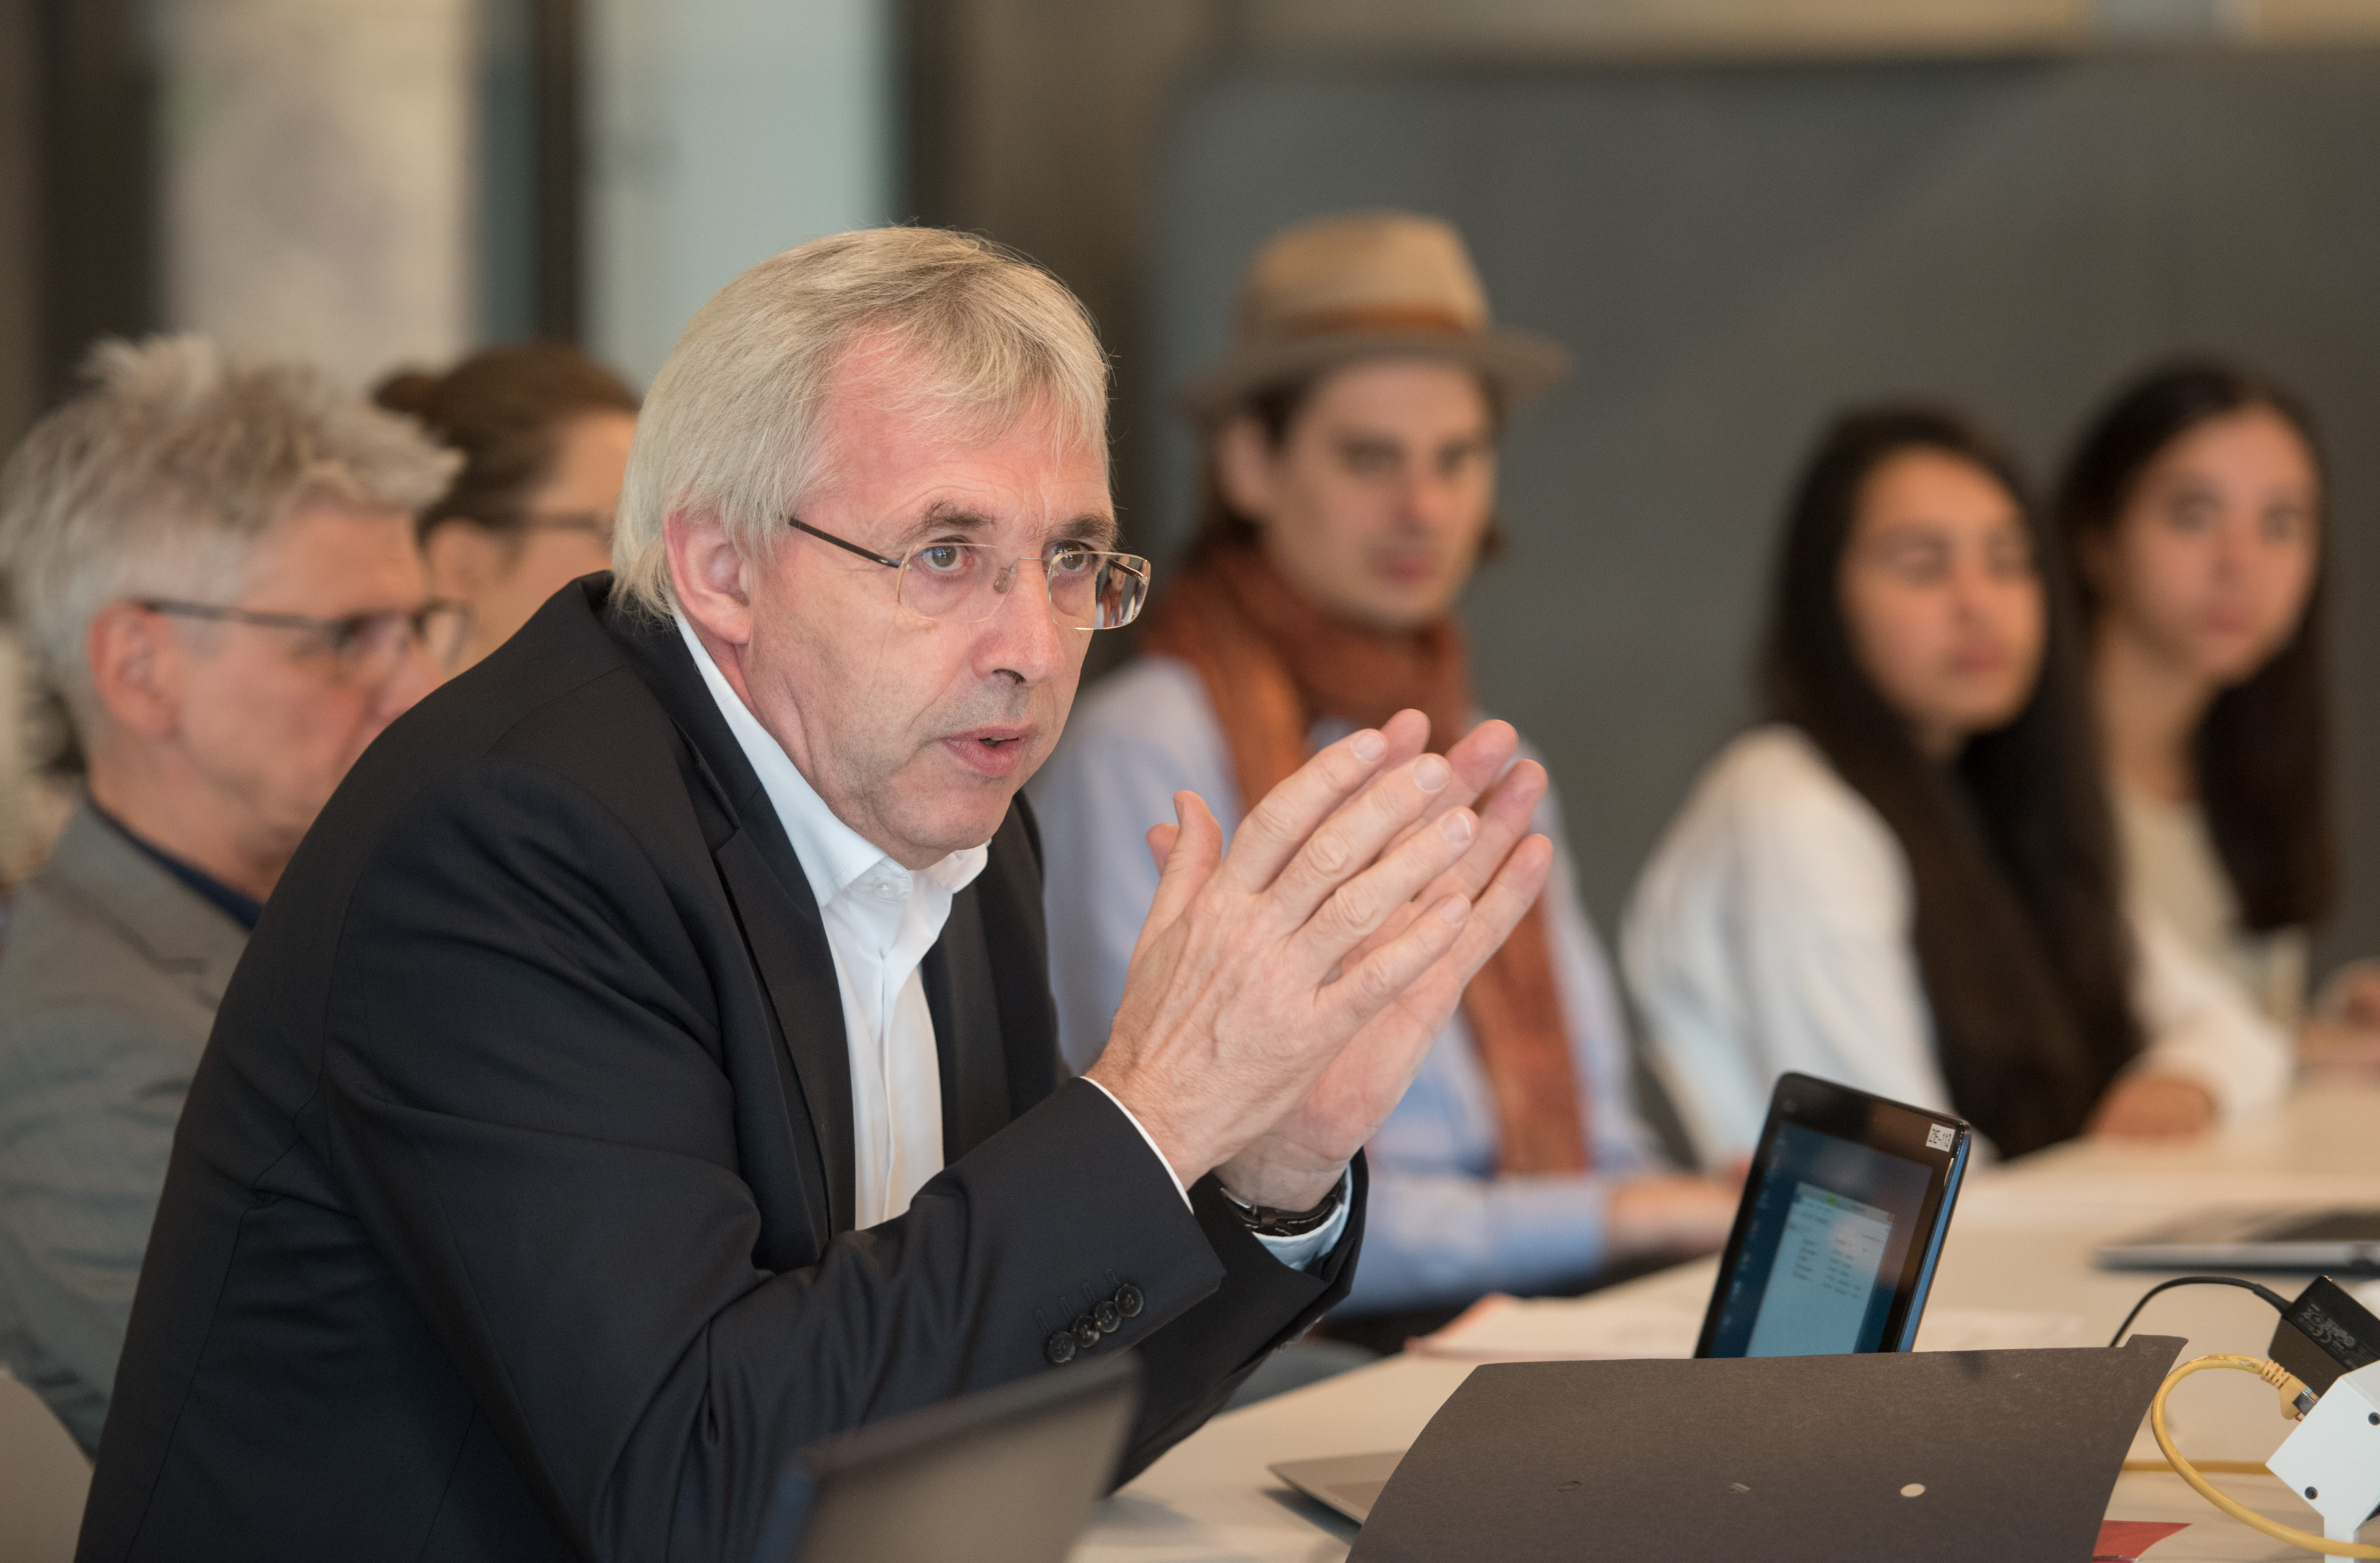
left=2094, top=1519, right=2189, bottom=1559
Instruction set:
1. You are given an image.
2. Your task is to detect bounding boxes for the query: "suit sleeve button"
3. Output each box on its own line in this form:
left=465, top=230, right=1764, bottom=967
left=1071, top=1315, right=1102, bottom=1350
left=1093, top=1299, right=1121, bottom=1333
left=1114, top=1283, right=1144, bottom=1319
left=1044, top=1330, right=1077, bottom=1365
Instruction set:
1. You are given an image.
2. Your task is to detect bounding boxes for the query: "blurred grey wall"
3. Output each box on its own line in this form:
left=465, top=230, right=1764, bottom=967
left=156, top=0, right=479, bottom=388
left=1140, top=50, right=2380, bottom=976
left=588, top=0, right=897, bottom=384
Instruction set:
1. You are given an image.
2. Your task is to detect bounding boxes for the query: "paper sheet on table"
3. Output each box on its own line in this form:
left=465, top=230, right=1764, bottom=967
left=1956, top=1167, right=2380, bottom=1231
left=1410, top=1293, right=1703, bottom=1361
left=1410, top=1291, right=2085, bottom=1361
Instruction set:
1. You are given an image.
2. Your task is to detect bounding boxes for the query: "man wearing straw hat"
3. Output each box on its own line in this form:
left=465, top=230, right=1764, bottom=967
left=1034, top=211, right=1737, bottom=1345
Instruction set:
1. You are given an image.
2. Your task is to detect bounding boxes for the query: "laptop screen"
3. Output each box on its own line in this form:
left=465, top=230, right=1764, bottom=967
left=1703, top=1120, right=1937, bottom=1356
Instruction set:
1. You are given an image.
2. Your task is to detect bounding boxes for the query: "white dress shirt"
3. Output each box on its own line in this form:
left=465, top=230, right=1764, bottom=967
left=676, top=616, right=980, bottom=1226
left=674, top=617, right=1346, bottom=1261
left=2114, top=783, right=2309, bottom=1029
left=1622, top=724, right=2294, bottom=1165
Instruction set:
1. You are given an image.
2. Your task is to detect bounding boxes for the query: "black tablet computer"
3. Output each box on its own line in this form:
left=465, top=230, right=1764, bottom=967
left=752, top=1353, right=1139, bottom=1563
left=1695, top=1072, right=1972, bottom=1358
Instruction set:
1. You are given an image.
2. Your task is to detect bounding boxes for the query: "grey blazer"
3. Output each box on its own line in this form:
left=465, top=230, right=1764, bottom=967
left=0, top=804, right=248, bottom=1453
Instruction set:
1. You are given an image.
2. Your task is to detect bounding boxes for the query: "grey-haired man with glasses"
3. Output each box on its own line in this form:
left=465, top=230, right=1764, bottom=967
left=84, top=232, right=1551, bottom=1562
left=0, top=337, right=460, bottom=1456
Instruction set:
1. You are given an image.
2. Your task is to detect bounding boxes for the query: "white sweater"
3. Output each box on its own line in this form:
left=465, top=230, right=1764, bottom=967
left=1622, top=725, right=2293, bottom=1165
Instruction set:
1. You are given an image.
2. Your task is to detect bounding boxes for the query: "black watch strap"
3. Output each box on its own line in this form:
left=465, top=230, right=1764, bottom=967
left=1218, top=1174, right=1344, bottom=1238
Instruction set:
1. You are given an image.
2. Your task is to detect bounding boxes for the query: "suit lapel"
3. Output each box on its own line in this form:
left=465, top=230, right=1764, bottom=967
left=712, top=831, right=857, bottom=1233
left=921, top=885, right=1010, bottom=1165
left=976, top=800, right=1066, bottom=1115
left=605, top=596, right=859, bottom=1234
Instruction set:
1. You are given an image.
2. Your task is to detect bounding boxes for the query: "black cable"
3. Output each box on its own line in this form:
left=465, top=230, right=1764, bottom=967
left=2108, top=1275, right=2291, bottom=1349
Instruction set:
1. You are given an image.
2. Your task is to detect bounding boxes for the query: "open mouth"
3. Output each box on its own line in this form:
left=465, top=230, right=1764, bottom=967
left=942, top=727, right=1033, bottom=776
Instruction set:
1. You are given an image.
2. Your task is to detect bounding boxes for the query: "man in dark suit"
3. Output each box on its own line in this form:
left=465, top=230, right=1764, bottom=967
left=82, top=228, right=1552, bottom=1562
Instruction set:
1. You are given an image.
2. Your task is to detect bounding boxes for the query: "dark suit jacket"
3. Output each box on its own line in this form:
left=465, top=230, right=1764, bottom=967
left=80, top=579, right=1361, bottom=1562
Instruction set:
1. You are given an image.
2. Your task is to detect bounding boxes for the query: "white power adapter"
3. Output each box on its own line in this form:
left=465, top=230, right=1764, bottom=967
left=2268, top=1359, right=2380, bottom=1548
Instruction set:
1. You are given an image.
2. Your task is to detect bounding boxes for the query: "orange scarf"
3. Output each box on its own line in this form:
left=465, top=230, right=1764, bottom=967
left=1138, top=544, right=1590, bottom=1174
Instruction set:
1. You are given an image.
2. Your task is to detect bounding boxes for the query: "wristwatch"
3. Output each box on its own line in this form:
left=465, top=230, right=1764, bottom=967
left=1217, top=1175, right=1344, bottom=1238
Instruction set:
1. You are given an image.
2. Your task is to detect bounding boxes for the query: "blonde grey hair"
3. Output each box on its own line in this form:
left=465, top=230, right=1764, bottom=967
left=611, top=227, right=1110, bottom=617
left=0, top=335, right=457, bottom=727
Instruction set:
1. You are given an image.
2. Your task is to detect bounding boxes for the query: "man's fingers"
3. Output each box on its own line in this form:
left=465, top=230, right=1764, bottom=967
left=1332, top=759, right=1549, bottom=974
left=1129, top=793, right=1222, bottom=969
left=1286, top=795, right=1480, bottom=979
left=1338, top=719, right=1522, bottom=862
left=1322, top=891, right=1472, bottom=1034
left=1443, top=718, right=1519, bottom=798
left=1378, top=708, right=1431, bottom=764
left=1144, top=821, right=1180, bottom=877
left=1441, top=832, right=1555, bottom=980
left=1480, top=755, right=1547, bottom=823
left=1261, top=748, right=1468, bottom=935
left=1440, top=760, right=1547, bottom=900
left=1342, top=831, right=1555, bottom=1056
left=1377, top=717, right=1518, bottom=834
left=1219, top=713, right=1431, bottom=893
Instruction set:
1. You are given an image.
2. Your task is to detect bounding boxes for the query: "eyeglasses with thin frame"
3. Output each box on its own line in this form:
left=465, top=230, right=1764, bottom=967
left=136, top=598, right=475, bottom=679
left=787, top=517, right=1151, bottom=631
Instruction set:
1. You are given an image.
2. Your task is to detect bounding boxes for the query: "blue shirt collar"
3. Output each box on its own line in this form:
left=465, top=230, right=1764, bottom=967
left=86, top=799, right=265, bottom=932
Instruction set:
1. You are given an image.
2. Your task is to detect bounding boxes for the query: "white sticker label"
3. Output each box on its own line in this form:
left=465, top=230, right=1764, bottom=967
left=1925, top=1124, right=1956, bottom=1152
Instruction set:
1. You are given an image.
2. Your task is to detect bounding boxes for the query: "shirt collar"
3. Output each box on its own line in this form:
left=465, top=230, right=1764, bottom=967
left=673, top=613, right=987, bottom=904
left=86, top=797, right=266, bottom=932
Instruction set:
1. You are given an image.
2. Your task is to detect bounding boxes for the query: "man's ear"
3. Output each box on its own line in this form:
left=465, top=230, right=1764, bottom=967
left=84, top=602, right=182, bottom=740
left=1214, top=416, right=1280, bottom=524
left=664, top=509, right=754, bottom=647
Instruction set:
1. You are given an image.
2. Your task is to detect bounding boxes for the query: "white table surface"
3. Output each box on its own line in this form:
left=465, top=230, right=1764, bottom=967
left=1072, top=1081, right=2380, bottom=1562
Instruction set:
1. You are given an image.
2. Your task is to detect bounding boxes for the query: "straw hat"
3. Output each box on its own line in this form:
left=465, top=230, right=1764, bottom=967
left=1178, top=210, right=1573, bottom=426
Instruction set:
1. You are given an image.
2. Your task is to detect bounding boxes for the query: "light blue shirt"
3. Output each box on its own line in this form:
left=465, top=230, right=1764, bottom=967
left=1030, top=656, right=1663, bottom=1314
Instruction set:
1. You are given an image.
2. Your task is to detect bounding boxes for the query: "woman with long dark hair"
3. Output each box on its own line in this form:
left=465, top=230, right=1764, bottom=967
left=2058, top=360, right=2379, bottom=1058
left=1624, top=406, right=2290, bottom=1162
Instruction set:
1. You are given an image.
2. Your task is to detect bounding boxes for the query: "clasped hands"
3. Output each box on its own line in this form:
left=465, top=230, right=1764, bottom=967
left=1085, top=710, right=1552, bottom=1214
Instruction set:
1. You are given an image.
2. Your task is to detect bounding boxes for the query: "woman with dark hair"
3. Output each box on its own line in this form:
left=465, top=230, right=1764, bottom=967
left=1625, top=406, right=2290, bottom=1163
left=375, top=342, right=640, bottom=670
left=2058, top=360, right=2379, bottom=1057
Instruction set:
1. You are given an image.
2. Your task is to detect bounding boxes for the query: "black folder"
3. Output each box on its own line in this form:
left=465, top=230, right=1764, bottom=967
left=1346, top=1335, right=2183, bottom=1562
left=752, top=1354, right=1139, bottom=1563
